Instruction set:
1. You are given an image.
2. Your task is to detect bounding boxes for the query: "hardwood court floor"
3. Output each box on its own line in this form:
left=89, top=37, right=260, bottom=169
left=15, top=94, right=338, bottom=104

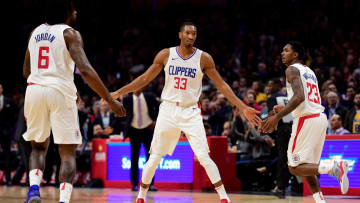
left=0, top=186, right=358, bottom=203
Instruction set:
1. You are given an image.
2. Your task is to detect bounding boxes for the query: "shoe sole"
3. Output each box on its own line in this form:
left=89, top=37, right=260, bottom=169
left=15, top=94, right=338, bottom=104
left=340, top=161, right=349, bottom=194
left=28, top=197, right=41, bottom=203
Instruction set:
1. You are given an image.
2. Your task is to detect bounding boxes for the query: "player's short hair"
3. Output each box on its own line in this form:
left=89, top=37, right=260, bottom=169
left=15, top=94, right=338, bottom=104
left=45, top=0, right=74, bottom=24
left=180, top=22, right=197, bottom=31
left=288, top=41, right=305, bottom=60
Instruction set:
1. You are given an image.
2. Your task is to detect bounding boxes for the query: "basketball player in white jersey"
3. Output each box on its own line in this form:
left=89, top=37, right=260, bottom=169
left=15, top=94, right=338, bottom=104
left=110, top=22, right=262, bottom=203
left=22, top=1, right=125, bottom=203
left=261, top=41, right=350, bottom=203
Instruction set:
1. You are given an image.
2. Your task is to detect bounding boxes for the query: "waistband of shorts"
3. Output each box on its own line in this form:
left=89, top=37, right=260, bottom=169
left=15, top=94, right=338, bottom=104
left=299, top=113, right=320, bottom=120
left=163, top=100, right=198, bottom=108
left=28, top=83, right=37, bottom=86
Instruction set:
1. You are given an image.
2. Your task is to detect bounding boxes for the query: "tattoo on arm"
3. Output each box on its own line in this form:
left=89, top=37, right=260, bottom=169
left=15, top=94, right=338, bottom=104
left=276, top=66, right=305, bottom=119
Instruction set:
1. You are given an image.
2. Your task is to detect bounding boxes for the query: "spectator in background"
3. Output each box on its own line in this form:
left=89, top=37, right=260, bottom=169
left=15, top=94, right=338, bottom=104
left=266, top=78, right=293, bottom=198
left=78, top=98, right=90, bottom=141
left=257, top=62, right=268, bottom=81
left=232, top=80, right=240, bottom=96
left=0, top=83, right=17, bottom=185
left=91, top=101, right=101, bottom=122
left=251, top=81, right=267, bottom=103
left=327, top=83, right=338, bottom=93
left=93, top=102, right=121, bottom=138
left=344, top=92, right=360, bottom=134
left=237, top=77, right=248, bottom=99
left=12, top=103, right=32, bottom=186
left=204, top=122, right=214, bottom=137
left=328, top=114, right=350, bottom=135
left=209, top=94, right=233, bottom=136
left=200, top=97, right=213, bottom=122
left=122, top=88, right=159, bottom=192
left=243, top=89, right=263, bottom=111
left=341, top=86, right=356, bottom=108
left=223, top=121, right=238, bottom=148
left=324, top=91, right=348, bottom=130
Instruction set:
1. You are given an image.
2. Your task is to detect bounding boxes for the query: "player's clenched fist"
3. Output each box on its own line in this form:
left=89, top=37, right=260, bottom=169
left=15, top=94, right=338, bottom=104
left=108, top=100, right=126, bottom=117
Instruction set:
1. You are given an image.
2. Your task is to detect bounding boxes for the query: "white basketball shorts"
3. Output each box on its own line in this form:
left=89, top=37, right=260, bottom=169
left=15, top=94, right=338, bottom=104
left=288, top=113, right=327, bottom=167
left=150, top=101, right=209, bottom=156
left=23, top=84, right=82, bottom=144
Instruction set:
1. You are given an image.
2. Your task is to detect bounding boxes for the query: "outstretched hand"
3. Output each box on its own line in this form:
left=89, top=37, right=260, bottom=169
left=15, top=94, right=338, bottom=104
left=243, top=107, right=262, bottom=127
left=108, top=100, right=126, bottom=117
left=261, top=115, right=280, bottom=134
left=100, top=92, right=122, bottom=104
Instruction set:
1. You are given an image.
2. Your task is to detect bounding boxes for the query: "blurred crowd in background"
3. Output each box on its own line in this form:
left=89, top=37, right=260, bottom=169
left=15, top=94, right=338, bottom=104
left=1, top=0, right=359, bottom=193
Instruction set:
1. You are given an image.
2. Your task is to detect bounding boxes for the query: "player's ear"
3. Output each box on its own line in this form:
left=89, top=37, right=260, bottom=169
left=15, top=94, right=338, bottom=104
left=293, top=52, right=299, bottom=59
left=178, top=32, right=182, bottom=40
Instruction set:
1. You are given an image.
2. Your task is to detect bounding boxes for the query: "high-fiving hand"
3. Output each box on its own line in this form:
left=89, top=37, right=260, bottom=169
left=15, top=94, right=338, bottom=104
left=243, top=107, right=262, bottom=127
left=107, top=100, right=126, bottom=117
left=261, top=115, right=280, bottom=134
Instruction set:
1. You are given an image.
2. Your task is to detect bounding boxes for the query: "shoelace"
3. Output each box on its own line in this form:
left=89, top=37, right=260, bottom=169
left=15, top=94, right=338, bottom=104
left=331, top=162, right=342, bottom=182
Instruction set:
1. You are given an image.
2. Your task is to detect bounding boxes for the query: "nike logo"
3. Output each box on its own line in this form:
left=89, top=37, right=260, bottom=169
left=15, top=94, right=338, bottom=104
left=171, top=58, right=178, bottom=60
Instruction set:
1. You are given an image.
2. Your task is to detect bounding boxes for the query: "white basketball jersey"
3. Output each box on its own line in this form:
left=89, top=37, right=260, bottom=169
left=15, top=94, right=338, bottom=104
left=27, top=23, right=77, bottom=102
left=161, top=47, right=204, bottom=105
left=286, top=63, right=324, bottom=118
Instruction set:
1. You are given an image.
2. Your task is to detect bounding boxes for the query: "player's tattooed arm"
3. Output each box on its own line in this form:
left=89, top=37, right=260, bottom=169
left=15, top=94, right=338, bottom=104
left=274, top=66, right=305, bottom=119
left=112, top=49, right=168, bottom=99
left=202, top=52, right=261, bottom=126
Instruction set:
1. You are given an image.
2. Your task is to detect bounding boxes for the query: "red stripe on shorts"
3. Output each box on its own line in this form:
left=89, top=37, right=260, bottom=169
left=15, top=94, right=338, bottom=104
left=61, top=183, right=66, bottom=190
left=291, top=113, right=320, bottom=153
left=198, top=102, right=203, bottom=116
left=28, top=83, right=37, bottom=86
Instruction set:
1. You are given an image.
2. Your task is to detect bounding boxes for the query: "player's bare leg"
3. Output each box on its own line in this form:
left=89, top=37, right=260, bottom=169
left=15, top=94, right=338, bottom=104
left=135, top=154, right=162, bottom=203
left=289, top=161, right=349, bottom=203
left=304, top=176, right=326, bottom=203
left=58, top=144, right=77, bottom=203
left=289, top=165, right=325, bottom=203
left=25, top=138, right=50, bottom=203
left=288, top=163, right=320, bottom=176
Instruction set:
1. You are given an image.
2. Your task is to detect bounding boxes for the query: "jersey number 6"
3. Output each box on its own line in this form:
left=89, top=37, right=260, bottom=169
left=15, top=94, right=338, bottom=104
left=174, top=77, right=187, bottom=90
left=38, top=46, right=49, bottom=69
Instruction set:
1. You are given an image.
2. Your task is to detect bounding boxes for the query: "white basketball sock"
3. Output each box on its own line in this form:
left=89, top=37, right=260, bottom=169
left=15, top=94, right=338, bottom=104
left=215, top=184, right=230, bottom=201
left=318, top=162, right=334, bottom=174
left=29, top=169, right=43, bottom=186
left=313, top=192, right=326, bottom=203
left=137, top=154, right=162, bottom=199
left=196, top=153, right=229, bottom=200
left=141, top=154, right=162, bottom=184
left=59, top=182, right=73, bottom=203
left=197, top=153, right=221, bottom=183
left=138, top=186, right=149, bottom=199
